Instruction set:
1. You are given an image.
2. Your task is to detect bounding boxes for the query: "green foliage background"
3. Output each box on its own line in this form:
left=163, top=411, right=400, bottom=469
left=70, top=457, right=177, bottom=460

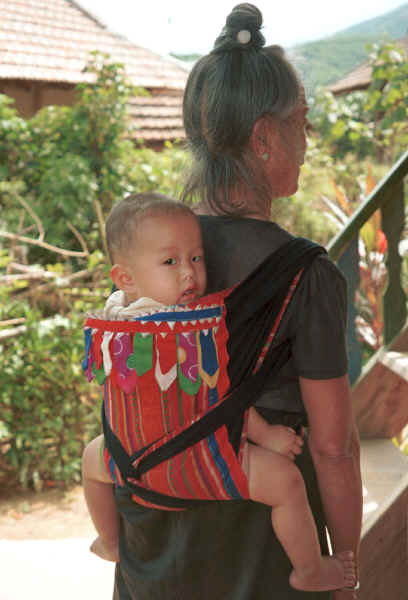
left=0, top=310, right=100, bottom=490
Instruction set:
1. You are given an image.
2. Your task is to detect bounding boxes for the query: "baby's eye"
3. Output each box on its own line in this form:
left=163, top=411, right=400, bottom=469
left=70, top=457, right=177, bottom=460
left=192, top=255, right=202, bottom=263
left=163, top=258, right=177, bottom=265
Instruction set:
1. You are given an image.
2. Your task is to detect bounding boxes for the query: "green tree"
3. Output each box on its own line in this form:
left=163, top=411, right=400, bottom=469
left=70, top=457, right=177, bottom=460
left=310, top=41, right=408, bottom=162
left=0, top=53, right=140, bottom=258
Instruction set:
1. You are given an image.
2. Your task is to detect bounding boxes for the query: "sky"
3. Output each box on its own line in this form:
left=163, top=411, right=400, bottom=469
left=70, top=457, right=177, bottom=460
left=77, top=0, right=406, bottom=56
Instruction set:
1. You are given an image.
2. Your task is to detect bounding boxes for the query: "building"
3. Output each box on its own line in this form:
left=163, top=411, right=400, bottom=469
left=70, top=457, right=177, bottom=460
left=0, top=0, right=189, bottom=147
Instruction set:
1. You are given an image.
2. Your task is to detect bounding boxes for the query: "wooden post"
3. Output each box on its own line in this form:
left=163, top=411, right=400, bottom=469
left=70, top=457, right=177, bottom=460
left=381, top=180, right=407, bottom=345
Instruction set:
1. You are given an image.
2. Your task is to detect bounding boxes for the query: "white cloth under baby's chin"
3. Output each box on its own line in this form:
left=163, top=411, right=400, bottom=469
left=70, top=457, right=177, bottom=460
left=103, top=290, right=164, bottom=320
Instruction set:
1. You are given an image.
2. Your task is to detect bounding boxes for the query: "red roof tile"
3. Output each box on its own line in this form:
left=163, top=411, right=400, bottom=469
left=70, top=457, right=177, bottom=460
left=0, top=0, right=189, bottom=141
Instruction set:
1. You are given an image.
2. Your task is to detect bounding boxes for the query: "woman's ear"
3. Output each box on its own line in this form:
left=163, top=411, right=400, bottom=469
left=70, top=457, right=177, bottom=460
left=110, top=264, right=137, bottom=295
left=250, top=116, right=280, bottom=160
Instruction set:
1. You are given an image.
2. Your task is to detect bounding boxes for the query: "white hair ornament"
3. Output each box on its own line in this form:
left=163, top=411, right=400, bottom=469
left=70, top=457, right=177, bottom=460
left=237, top=30, right=251, bottom=44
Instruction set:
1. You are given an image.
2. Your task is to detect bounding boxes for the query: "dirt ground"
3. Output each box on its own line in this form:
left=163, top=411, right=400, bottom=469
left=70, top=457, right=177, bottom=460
left=0, top=486, right=115, bottom=600
left=0, top=485, right=95, bottom=540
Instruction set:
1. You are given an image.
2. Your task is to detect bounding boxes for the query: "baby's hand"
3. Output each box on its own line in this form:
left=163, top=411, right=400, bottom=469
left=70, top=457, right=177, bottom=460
left=265, top=425, right=304, bottom=460
left=246, top=408, right=304, bottom=460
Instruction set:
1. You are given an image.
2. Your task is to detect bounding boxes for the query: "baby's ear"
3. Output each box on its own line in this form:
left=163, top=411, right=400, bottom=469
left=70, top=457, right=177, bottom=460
left=110, top=263, right=137, bottom=294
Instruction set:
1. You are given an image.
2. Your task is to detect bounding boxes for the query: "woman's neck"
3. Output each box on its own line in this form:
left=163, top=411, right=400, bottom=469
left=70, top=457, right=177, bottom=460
left=200, top=188, right=272, bottom=221
left=242, top=210, right=270, bottom=221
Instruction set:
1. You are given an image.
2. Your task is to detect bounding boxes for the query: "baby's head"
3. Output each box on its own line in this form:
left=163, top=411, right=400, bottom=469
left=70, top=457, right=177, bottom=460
left=106, top=192, right=206, bottom=306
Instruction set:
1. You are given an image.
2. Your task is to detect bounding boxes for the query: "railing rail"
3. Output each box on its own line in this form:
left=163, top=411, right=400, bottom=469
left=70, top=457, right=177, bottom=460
left=328, top=149, right=408, bottom=262
left=327, top=148, right=408, bottom=384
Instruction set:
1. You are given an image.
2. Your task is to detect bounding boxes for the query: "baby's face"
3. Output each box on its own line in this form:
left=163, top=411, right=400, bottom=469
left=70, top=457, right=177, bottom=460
left=123, top=213, right=206, bottom=306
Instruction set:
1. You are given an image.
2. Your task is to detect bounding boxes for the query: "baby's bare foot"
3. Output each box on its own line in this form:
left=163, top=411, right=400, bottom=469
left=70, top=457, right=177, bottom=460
left=90, top=536, right=119, bottom=562
left=289, top=550, right=356, bottom=592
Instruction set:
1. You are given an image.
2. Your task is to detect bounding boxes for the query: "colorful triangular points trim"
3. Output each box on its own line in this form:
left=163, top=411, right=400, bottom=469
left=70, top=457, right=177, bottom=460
left=134, top=306, right=222, bottom=323
left=82, top=307, right=224, bottom=393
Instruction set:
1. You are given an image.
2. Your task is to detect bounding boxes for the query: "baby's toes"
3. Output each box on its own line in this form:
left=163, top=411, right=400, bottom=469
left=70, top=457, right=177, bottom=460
left=337, top=551, right=357, bottom=588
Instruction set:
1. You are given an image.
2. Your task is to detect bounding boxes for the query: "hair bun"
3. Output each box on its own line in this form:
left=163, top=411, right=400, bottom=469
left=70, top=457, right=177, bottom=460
left=226, top=3, right=263, bottom=33
left=212, top=3, right=264, bottom=51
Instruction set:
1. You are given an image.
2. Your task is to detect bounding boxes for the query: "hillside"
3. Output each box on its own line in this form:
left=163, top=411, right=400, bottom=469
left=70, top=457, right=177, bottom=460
left=290, top=2, right=408, bottom=93
left=340, top=3, right=408, bottom=38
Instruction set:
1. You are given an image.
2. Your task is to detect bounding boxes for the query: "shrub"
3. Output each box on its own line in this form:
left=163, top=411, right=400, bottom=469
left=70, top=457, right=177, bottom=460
left=0, top=306, right=101, bottom=490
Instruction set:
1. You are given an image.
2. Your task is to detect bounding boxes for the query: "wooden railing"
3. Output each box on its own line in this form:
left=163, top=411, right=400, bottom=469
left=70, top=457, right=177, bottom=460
left=327, top=149, right=408, bottom=384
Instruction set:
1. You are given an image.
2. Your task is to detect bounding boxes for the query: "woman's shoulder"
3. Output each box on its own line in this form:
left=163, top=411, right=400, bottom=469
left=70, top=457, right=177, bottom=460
left=199, top=216, right=295, bottom=290
left=199, top=215, right=293, bottom=252
left=199, top=215, right=346, bottom=294
left=304, top=252, right=347, bottom=295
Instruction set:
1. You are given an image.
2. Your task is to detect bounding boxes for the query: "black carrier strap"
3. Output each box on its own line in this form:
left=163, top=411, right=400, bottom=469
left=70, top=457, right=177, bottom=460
left=103, top=237, right=326, bottom=508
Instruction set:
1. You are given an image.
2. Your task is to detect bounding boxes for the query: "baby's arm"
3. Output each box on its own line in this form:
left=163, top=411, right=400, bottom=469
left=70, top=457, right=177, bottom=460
left=247, top=407, right=303, bottom=460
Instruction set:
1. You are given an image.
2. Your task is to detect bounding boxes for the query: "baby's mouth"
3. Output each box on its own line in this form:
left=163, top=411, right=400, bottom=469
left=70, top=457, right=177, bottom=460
left=179, top=286, right=198, bottom=303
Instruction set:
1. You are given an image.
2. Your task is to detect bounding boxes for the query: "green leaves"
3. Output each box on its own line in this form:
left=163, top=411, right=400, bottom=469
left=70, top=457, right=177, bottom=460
left=0, top=309, right=101, bottom=491
left=311, top=41, right=408, bottom=163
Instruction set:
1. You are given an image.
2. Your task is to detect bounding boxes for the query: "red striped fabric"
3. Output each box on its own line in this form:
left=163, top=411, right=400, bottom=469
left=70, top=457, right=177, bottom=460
left=84, top=281, right=299, bottom=510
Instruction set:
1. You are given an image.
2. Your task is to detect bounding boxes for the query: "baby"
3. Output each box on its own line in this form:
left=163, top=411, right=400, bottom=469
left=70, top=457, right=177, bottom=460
left=82, top=192, right=355, bottom=593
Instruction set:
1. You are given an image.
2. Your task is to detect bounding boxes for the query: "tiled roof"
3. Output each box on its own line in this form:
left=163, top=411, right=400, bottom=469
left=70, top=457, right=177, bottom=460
left=329, top=36, right=408, bottom=95
left=328, top=61, right=372, bottom=94
left=0, top=0, right=189, bottom=141
left=129, top=94, right=185, bottom=141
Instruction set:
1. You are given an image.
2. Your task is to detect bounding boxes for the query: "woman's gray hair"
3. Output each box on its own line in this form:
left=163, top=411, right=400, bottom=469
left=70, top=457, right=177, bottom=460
left=181, top=3, right=302, bottom=215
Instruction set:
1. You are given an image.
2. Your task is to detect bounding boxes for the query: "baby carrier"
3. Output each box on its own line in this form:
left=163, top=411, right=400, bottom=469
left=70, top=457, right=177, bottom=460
left=83, top=237, right=325, bottom=510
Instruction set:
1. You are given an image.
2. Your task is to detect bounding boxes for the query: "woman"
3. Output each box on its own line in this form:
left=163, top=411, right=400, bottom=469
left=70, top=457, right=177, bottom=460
left=113, top=4, right=363, bottom=599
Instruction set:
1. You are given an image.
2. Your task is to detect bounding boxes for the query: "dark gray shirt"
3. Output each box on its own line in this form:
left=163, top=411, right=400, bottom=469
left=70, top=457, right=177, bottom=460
left=202, top=216, right=348, bottom=414
left=113, top=216, right=347, bottom=600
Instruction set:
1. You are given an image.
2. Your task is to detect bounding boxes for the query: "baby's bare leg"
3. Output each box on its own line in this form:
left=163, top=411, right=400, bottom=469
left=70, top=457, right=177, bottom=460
left=247, top=444, right=356, bottom=592
left=82, top=435, right=119, bottom=562
left=247, top=407, right=303, bottom=460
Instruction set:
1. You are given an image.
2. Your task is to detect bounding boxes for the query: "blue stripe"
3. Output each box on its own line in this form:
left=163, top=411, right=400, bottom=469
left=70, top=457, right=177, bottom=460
left=134, top=307, right=222, bottom=323
left=205, top=387, right=242, bottom=499
left=208, top=387, right=219, bottom=407
left=207, top=433, right=242, bottom=499
left=82, top=328, right=92, bottom=370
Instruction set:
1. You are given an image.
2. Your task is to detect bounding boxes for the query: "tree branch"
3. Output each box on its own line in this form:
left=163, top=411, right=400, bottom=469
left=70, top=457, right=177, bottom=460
left=16, top=195, right=45, bottom=241
left=0, top=318, right=26, bottom=327
left=0, top=325, right=27, bottom=340
left=0, top=230, right=89, bottom=258
left=66, top=221, right=89, bottom=255
left=1, top=271, right=57, bottom=284
left=93, top=198, right=108, bottom=257
left=15, top=265, right=105, bottom=300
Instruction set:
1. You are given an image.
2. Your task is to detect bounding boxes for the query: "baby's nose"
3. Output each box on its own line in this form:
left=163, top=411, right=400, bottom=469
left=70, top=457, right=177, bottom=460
left=182, top=263, right=194, bottom=279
